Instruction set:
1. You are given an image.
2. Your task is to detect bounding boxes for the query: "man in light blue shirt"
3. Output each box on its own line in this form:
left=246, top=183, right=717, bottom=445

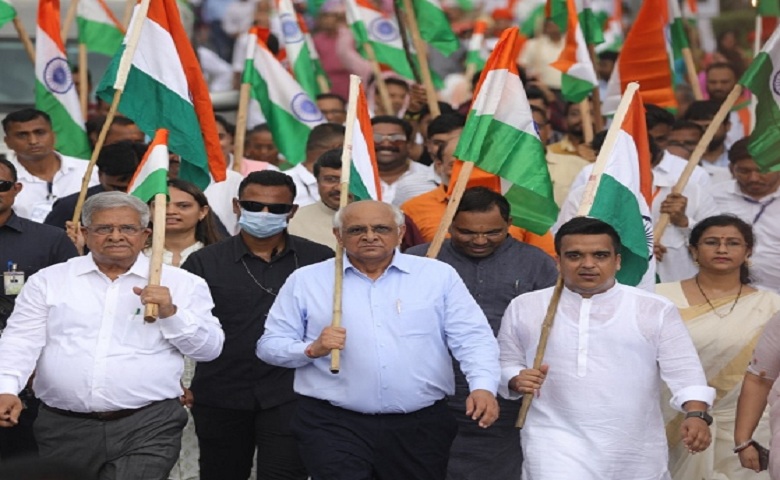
left=257, top=200, right=500, bottom=479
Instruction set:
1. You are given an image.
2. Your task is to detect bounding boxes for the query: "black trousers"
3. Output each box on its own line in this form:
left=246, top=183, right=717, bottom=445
left=192, top=401, right=307, bottom=480
left=291, top=396, right=458, bottom=480
left=0, top=391, right=38, bottom=460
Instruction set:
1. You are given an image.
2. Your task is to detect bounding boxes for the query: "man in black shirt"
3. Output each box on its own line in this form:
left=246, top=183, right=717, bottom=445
left=0, top=155, right=78, bottom=459
left=182, top=170, right=333, bottom=480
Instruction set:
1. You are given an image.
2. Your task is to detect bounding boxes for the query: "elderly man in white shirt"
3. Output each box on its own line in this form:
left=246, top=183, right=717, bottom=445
left=499, top=217, right=715, bottom=480
left=2, top=109, right=99, bottom=222
left=0, top=192, right=224, bottom=480
left=710, top=138, right=780, bottom=292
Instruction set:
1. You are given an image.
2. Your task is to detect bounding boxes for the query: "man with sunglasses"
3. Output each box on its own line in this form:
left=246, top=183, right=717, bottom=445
left=182, top=170, right=333, bottom=480
left=259, top=200, right=500, bottom=480
left=0, top=191, right=224, bottom=479
left=0, top=155, right=78, bottom=461
left=2, top=109, right=99, bottom=223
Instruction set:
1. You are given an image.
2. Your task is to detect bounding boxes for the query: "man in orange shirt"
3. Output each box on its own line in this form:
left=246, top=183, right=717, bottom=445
left=401, top=132, right=555, bottom=256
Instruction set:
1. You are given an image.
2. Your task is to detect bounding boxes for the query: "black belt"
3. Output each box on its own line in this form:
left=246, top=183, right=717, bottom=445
left=41, top=399, right=169, bottom=421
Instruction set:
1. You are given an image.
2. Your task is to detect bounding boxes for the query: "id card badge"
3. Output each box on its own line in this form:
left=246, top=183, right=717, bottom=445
left=3, top=271, right=24, bottom=296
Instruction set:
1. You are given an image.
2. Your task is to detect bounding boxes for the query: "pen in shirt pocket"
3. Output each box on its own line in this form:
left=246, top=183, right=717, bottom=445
left=396, top=299, right=401, bottom=314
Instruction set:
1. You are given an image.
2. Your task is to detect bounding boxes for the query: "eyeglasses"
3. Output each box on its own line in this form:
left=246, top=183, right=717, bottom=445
left=667, top=140, right=698, bottom=151
left=343, top=225, right=396, bottom=236
left=0, top=180, right=15, bottom=192
left=373, top=133, right=407, bottom=143
left=319, top=175, right=341, bottom=186
left=698, top=238, right=746, bottom=249
left=87, top=224, right=145, bottom=236
left=238, top=200, right=294, bottom=214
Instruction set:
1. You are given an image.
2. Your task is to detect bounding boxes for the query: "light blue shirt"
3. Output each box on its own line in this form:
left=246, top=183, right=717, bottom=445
left=257, top=252, right=500, bottom=414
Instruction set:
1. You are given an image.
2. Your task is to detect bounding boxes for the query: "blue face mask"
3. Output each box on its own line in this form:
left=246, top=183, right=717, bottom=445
left=238, top=209, right=289, bottom=238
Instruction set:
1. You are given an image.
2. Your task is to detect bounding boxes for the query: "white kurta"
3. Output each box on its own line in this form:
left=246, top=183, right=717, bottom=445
left=498, top=284, right=715, bottom=480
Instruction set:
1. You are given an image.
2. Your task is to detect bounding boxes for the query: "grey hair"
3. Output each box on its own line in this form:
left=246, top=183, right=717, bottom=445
left=332, top=201, right=405, bottom=230
left=82, top=191, right=151, bottom=227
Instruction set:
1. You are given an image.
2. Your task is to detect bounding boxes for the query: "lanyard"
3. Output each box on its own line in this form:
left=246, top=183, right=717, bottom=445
left=742, top=196, right=777, bottom=224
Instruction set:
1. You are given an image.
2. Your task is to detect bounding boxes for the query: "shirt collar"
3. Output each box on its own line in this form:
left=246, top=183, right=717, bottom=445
left=343, top=249, right=411, bottom=276
left=1, top=212, right=24, bottom=232
left=230, top=231, right=298, bottom=263
left=12, top=152, right=74, bottom=182
left=74, top=252, right=149, bottom=279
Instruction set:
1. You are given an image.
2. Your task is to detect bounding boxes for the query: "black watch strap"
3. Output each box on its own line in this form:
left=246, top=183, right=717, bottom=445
left=685, top=410, right=713, bottom=425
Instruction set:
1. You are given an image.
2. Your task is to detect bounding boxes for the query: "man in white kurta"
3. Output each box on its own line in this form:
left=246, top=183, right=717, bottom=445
left=498, top=217, right=715, bottom=480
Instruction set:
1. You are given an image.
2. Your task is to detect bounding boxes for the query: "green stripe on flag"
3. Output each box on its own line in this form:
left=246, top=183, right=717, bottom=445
left=456, top=116, right=558, bottom=235
left=349, top=163, right=372, bottom=201
left=758, top=0, right=780, bottom=17
left=130, top=168, right=169, bottom=203
left=77, top=17, right=123, bottom=56
left=588, top=174, right=650, bottom=286
left=740, top=51, right=780, bottom=172
left=0, top=0, right=15, bottom=28
left=560, top=73, right=595, bottom=103
left=579, top=9, right=604, bottom=45
left=35, top=81, right=91, bottom=159
left=97, top=53, right=211, bottom=190
left=412, top=0, right=459, bottom=56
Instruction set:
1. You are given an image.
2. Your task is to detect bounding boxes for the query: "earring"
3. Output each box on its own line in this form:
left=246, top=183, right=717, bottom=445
left=746, top=258, right=753, bottom=267
left=693, top=258, right=699, bottom=266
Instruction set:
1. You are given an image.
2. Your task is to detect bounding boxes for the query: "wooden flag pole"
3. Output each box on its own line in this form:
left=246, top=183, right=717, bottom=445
left=587, top=44, right=604, bottom=132
left=122, top=0, right=135, bottom=29
left=13, top=17, right=35, bottom=64
left=516, top=83, right=641, bottom=428
left=426, top=161, right=475, bottom=259
left=331, top=75, right=361, bottom=374
left=78, top=43, right=89, bottom=118
left=144, top=192, right=167, bottom=322
left=61, top=0, right=80, bottom=42
left=515, top=276, right=563, bottom=428
left=683, top=47, right=703, bottom=100
left=71, top=0, right=152, bottom=226
left=317, top=74, right=330, bottom=94
left=364, top=43, right=394, bottom=116
left=577, top=82, right=640, bottom=216
left=580, top=98, right=594, bottom=144
left=233, top=31, right=258, bottom=173
left=654, top=85, right=742, bottom=242
left=400, top=0, right=440, bottom=117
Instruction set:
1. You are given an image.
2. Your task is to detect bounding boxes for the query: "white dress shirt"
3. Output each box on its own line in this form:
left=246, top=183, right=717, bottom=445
left=390, top=163, right=439, bottom=207
left=286, top=163, right=320, bottom=207
left=498, top=283, right=714, bottom=480
left=380, top=160, right=430, bottom=205
left=0, top=254, right=224, bottom=412
left=711, top=180, right=780, bottom=292
left=9, top=152, right=99, bottom=222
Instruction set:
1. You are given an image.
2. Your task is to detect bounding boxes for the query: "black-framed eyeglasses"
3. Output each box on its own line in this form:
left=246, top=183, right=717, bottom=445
left=0, top=180, right=16, bottom=192
left=87, top=224, right=146, bottom=236
left=238, top=200, right=294, bottom=214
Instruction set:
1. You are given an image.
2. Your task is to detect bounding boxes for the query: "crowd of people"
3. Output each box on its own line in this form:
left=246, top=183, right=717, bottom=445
left=0, top=0, right=779, bottom=479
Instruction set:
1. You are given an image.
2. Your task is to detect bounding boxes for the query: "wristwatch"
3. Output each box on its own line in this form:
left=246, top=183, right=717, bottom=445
left=685, top=410, right=713, bottom=425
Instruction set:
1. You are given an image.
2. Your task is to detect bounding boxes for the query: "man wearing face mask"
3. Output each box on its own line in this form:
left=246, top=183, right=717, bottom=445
left=182, top=171, right=334, bottom=480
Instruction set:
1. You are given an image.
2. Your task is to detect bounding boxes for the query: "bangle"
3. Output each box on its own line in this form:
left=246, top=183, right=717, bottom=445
left=734, top=439, right=755, bottom=453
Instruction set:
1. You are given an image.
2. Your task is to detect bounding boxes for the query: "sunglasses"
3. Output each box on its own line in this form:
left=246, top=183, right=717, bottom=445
left=0, top=180, right=15, bottom=192
left=238, top=200, right=294, bottom=214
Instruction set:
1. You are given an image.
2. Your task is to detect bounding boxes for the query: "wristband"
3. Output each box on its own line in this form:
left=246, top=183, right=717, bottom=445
left=734, top=439, right=755, bottom=453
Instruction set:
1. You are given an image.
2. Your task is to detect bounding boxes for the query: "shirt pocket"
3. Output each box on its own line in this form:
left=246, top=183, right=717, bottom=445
left=394, top=302, right=441, bottom=338
left=120, top=313, right=164, bottom=351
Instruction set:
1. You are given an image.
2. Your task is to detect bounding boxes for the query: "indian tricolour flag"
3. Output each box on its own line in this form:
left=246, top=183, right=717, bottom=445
left=96, top=0, right=226, bottom=190
left=411, top=0, right=459, bottom=56
left=349, top=82, right=381, bottom=201
left=243, top=28, right=324, bottom=166
left=740, top=25, right=780, bottom=173
left=0, top=0, right=16, bottom=28
left=276, top=0, right=323, bottom=98
left=35, top=0, right=91, bottom=159
left=454, top=27, right=558, bottom=235
left=602, top=0, right=676, bottom=113
left=345, top=0, right=417, bottom=83
left=583, top=84, right=653, bottom=286
left=77, top=0, right=124, bottom=56
left=465, top=19, right=487, bottom=73
left=550, top=0, right=598, bottom=103
left=667, top=0, right=690, bottom=87
left=128, top=129, right=169, bottom=202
